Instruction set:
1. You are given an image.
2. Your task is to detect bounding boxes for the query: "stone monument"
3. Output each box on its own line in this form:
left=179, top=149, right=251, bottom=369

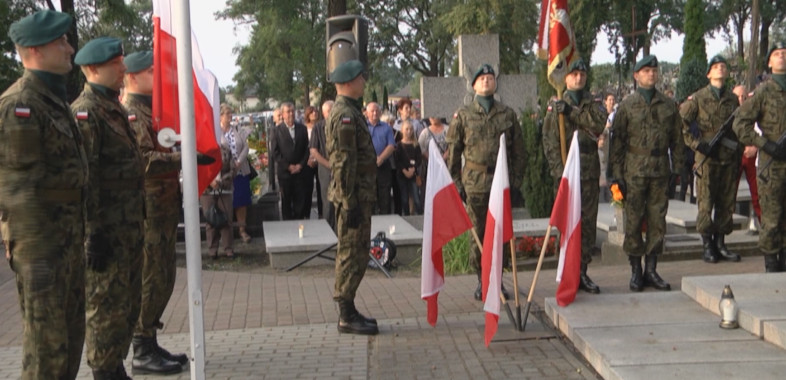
left=420, top=34, right=537, bottom=119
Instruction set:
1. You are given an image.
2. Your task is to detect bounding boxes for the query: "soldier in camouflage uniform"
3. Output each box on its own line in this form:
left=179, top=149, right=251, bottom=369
left=446, top=64, right=526, bottom=301
left=326, top=60, right=379, bottom=335
left=71, top=37, right=146, bottom=379
left=680, top=55, right=742, bottom=264
left=733, top=42, right=786, bottom=272
left=609, top=55, right=684, bottom=292
left=1, top=10, right=88, bottom=380
left=543, top=59, right=607, bottom=294
left=123, top=51, right=199, bottom=375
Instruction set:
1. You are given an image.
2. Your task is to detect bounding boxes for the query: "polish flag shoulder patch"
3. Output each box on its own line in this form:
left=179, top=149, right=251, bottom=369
left=341, top=117, right=351, bottom=124
left=14, top=107, right=31, bottom=118
left=128, top=114, right=137, bottom=122
left=76, top=111, right=89, bottom=120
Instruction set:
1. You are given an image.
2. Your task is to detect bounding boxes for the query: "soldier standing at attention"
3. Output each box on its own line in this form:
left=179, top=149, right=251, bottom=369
left=446, top=63, right=526, bottom=300
left=733, top=42, right=786, bottom=273
left=72, top=37, right=146, bottom=379
left=326, top=60, right=379, bottom=335
left=124, top=51, right=204, bottom=374
left=542, top=59, right=607, bottom=293
left=680, top=55, right=742, bottom=264
left=609, top=55, right=684, bottom=292
left=1, top=10, right=88, bottom=380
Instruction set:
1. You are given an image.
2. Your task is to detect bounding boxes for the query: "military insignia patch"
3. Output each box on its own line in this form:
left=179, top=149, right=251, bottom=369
left=341, top=117, right=351, bottom=124
left=128, top=114, right=137, bottom=121
left=14, top=107, right=31, bottom=118
left=76, top=111, right=89, bottom=120
left=547, top=105, right=553, bottom=112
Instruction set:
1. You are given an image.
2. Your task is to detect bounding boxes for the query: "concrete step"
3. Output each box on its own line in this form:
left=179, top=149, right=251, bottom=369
left=545, top=273, right=786, bottom=380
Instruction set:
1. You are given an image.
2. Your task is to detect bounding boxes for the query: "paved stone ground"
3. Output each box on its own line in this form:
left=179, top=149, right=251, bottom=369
left=0, top=238, right=764, bottom=379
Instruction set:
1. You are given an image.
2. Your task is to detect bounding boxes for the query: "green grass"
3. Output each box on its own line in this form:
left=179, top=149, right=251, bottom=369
left=443, top=231, right=473, bottom=275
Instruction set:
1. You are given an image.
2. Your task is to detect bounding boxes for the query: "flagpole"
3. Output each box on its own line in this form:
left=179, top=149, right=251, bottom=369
left=470, top=228, right=517, bottom=331
left=509, top=239, right=521, bottom=331
left=557, top=88, right=567, bottom=165
left=173, top=0, right=206, bottom=377
left=521, top=225, right=552, bottom=331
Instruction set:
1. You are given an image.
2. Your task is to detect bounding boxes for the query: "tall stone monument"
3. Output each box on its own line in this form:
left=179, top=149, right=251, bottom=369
left=420, top=34, right=537, bottom=120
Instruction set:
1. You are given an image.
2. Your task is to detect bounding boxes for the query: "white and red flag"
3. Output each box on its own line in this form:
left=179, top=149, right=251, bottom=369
left=421, top=140, right=473, bottom=327
left=550, top=132, right=582, bottom=307
left=481, top=135, right=513, bottom=347
left=153, top=0, right=222, bottom=193
left=536, top=0, right=577, bottom=90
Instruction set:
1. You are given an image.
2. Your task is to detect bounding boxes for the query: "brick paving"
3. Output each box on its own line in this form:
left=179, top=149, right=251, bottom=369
left=0, top=241, right=764, bottom=379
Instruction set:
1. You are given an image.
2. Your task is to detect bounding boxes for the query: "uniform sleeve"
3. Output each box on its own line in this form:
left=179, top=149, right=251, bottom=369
left=507, top=111, right=526, bottom=190
left=732, top=92, right=768, bottom=148
left=608, top=104, right=628, bottom=182
left=669, top=104, right=685, bottom=174
left=570, top=98, right=607, bottom=137
left=541, top=110, right=564, bottom=179
left=331, top=116, right=359, bottom=209
left=129, top=116, right=181, bottom=177
left=74, top=105, right=103, bottom=236
left=446, top=112, right=465, bottom=192
left=679, top=97, right=701, bottom=151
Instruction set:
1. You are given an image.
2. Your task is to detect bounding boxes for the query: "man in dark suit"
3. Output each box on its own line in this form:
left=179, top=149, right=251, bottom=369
left=270, top=102, right=310, bottom=219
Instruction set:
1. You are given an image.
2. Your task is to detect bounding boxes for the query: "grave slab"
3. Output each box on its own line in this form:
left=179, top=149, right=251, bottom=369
left=665, top=199, right=747, bottom=232
left=263, top=219, right=337, bottom=269
left=609, top=361, right=786, bottom=380
left=764, top=321, right=786, bottom=350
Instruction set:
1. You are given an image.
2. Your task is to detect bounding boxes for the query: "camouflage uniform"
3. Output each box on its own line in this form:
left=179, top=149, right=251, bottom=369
left=124, top=94, right=181, bottom=339
left=609, top=90, right=684, bottom=258
left=1, top=70, right=88, bottom=380
left=543, top=91, right=607, bottom=264
left=733, top=79, right=786, bottom=268
left=446, top=100, right=526, bottom=270
left=326, top=95, right=377, bottom=303
left=681, top=85, right=742, bottom=261
left=72, top=83, right=146, bottom=372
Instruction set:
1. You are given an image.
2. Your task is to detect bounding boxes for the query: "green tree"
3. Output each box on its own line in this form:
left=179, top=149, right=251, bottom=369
left=382, top=85, right=388, bottom=111
left=676, top=58, right=708, bottom=102
left=520, top=107, right=553, bottom=218
left=569, top=0, right=612, bottom=88
left=680, top=0, right=707, bottom=68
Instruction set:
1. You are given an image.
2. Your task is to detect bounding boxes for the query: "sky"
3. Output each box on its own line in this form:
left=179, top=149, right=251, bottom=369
left=591, top=30, right=731, bottom=65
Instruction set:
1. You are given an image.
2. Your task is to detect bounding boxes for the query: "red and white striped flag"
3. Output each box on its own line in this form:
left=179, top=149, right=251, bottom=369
left=421, top=140, right=473, bottom=327
left=550, top=132, right=582, bottom=307
left=153, top=0, right=222, bottom=193
left=536, top=0, right=577, bottom=90
left=482, top=135, right=513, bottom=347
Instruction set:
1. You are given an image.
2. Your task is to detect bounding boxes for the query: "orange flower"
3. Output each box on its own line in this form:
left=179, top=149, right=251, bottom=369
left=610, top=184, right=624, bottom=202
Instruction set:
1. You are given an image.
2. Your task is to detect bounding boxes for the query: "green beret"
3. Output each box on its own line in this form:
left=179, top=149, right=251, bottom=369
left=329, top=60, right=364, bottom=84
left=74, top=37, right=124, bottom=66
left=8, top=10, right=72, bottom=47
left=124, top=51, right=153, bottom=73
left=633, top=55, right=658, bottom=72
left=472, top=64, right=495, bottom=85
left=568, top=59, right=588, bottom=73
left=706, top=55, right=727, bottom=74
left=767, top=41, right=786, bottom=65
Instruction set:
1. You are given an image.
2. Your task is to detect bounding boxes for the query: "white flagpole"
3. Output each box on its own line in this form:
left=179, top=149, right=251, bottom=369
left=173, top=0, right=206, bottom=378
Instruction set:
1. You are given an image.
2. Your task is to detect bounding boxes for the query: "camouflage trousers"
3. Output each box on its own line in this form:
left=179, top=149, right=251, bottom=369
left=9, top=235, right=85, bottom=380
left=622, top=176, right=669, bottom=256
left=466, top=192, right=511, bottom=271
left=757, top=166, right=786, bottom=254
left=85, top=221, right=143, bottom=371
left=695, top=162, right=739, bottom=234
left=333, top=202, right=372, bottom=302
left=553, top=179, right=599, bottom=264
left=134, top=215, right=179, bottom=338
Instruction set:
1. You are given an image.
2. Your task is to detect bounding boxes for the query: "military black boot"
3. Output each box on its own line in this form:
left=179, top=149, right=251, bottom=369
left=153, top=335, right=188, bottom=366
left=347, top=300, right=377, bottom=325
left=643, top=255, right=671, bottom=291
left=629, top=256, right=644, bottom=292
left=474, top=271, right=482, bottom=301
left=764, top=253, right=780, bottom=273
left=715, top=233, right=741, bottom=262
left=91, top=369, right=117, bottom=380
left=337, top=300, right=378, bottom=335
left=700, top=233, right=719, bottom=263
left=132, top=336, right=182, bottom=375
left=115, top=364, right=131, bottom=380
left=579, top=263, right=601, bottom=294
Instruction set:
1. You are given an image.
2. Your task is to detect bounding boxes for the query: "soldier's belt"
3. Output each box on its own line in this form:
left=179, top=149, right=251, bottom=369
left=359, top=165, right=376, bottom=175
left=39, top=188, right=82, bottom=203
left=629, top=146, right=667, bottom=156
left=465, top=160, right=494, bottom=174
left=100, top=179, right=144, bottom=190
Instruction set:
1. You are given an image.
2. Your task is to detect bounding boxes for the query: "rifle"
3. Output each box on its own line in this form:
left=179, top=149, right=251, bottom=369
left=758, top=131, right=786, bottom=184
left=693, top=110, right=739, bottom=179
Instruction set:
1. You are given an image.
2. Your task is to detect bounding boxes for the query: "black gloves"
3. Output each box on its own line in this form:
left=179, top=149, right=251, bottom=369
left=554, top=100, right=573, bottom=117
left=762, top=141, right=786, bottom=161
left=695, top=142, right=716, bottom=157
left=458, top=187, right=467, bottom=203
left=197, top=153, right=216, bottom=165
left=86, top=232, right=111, bottom=272
left=344, top=206, right=362, bottom=229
